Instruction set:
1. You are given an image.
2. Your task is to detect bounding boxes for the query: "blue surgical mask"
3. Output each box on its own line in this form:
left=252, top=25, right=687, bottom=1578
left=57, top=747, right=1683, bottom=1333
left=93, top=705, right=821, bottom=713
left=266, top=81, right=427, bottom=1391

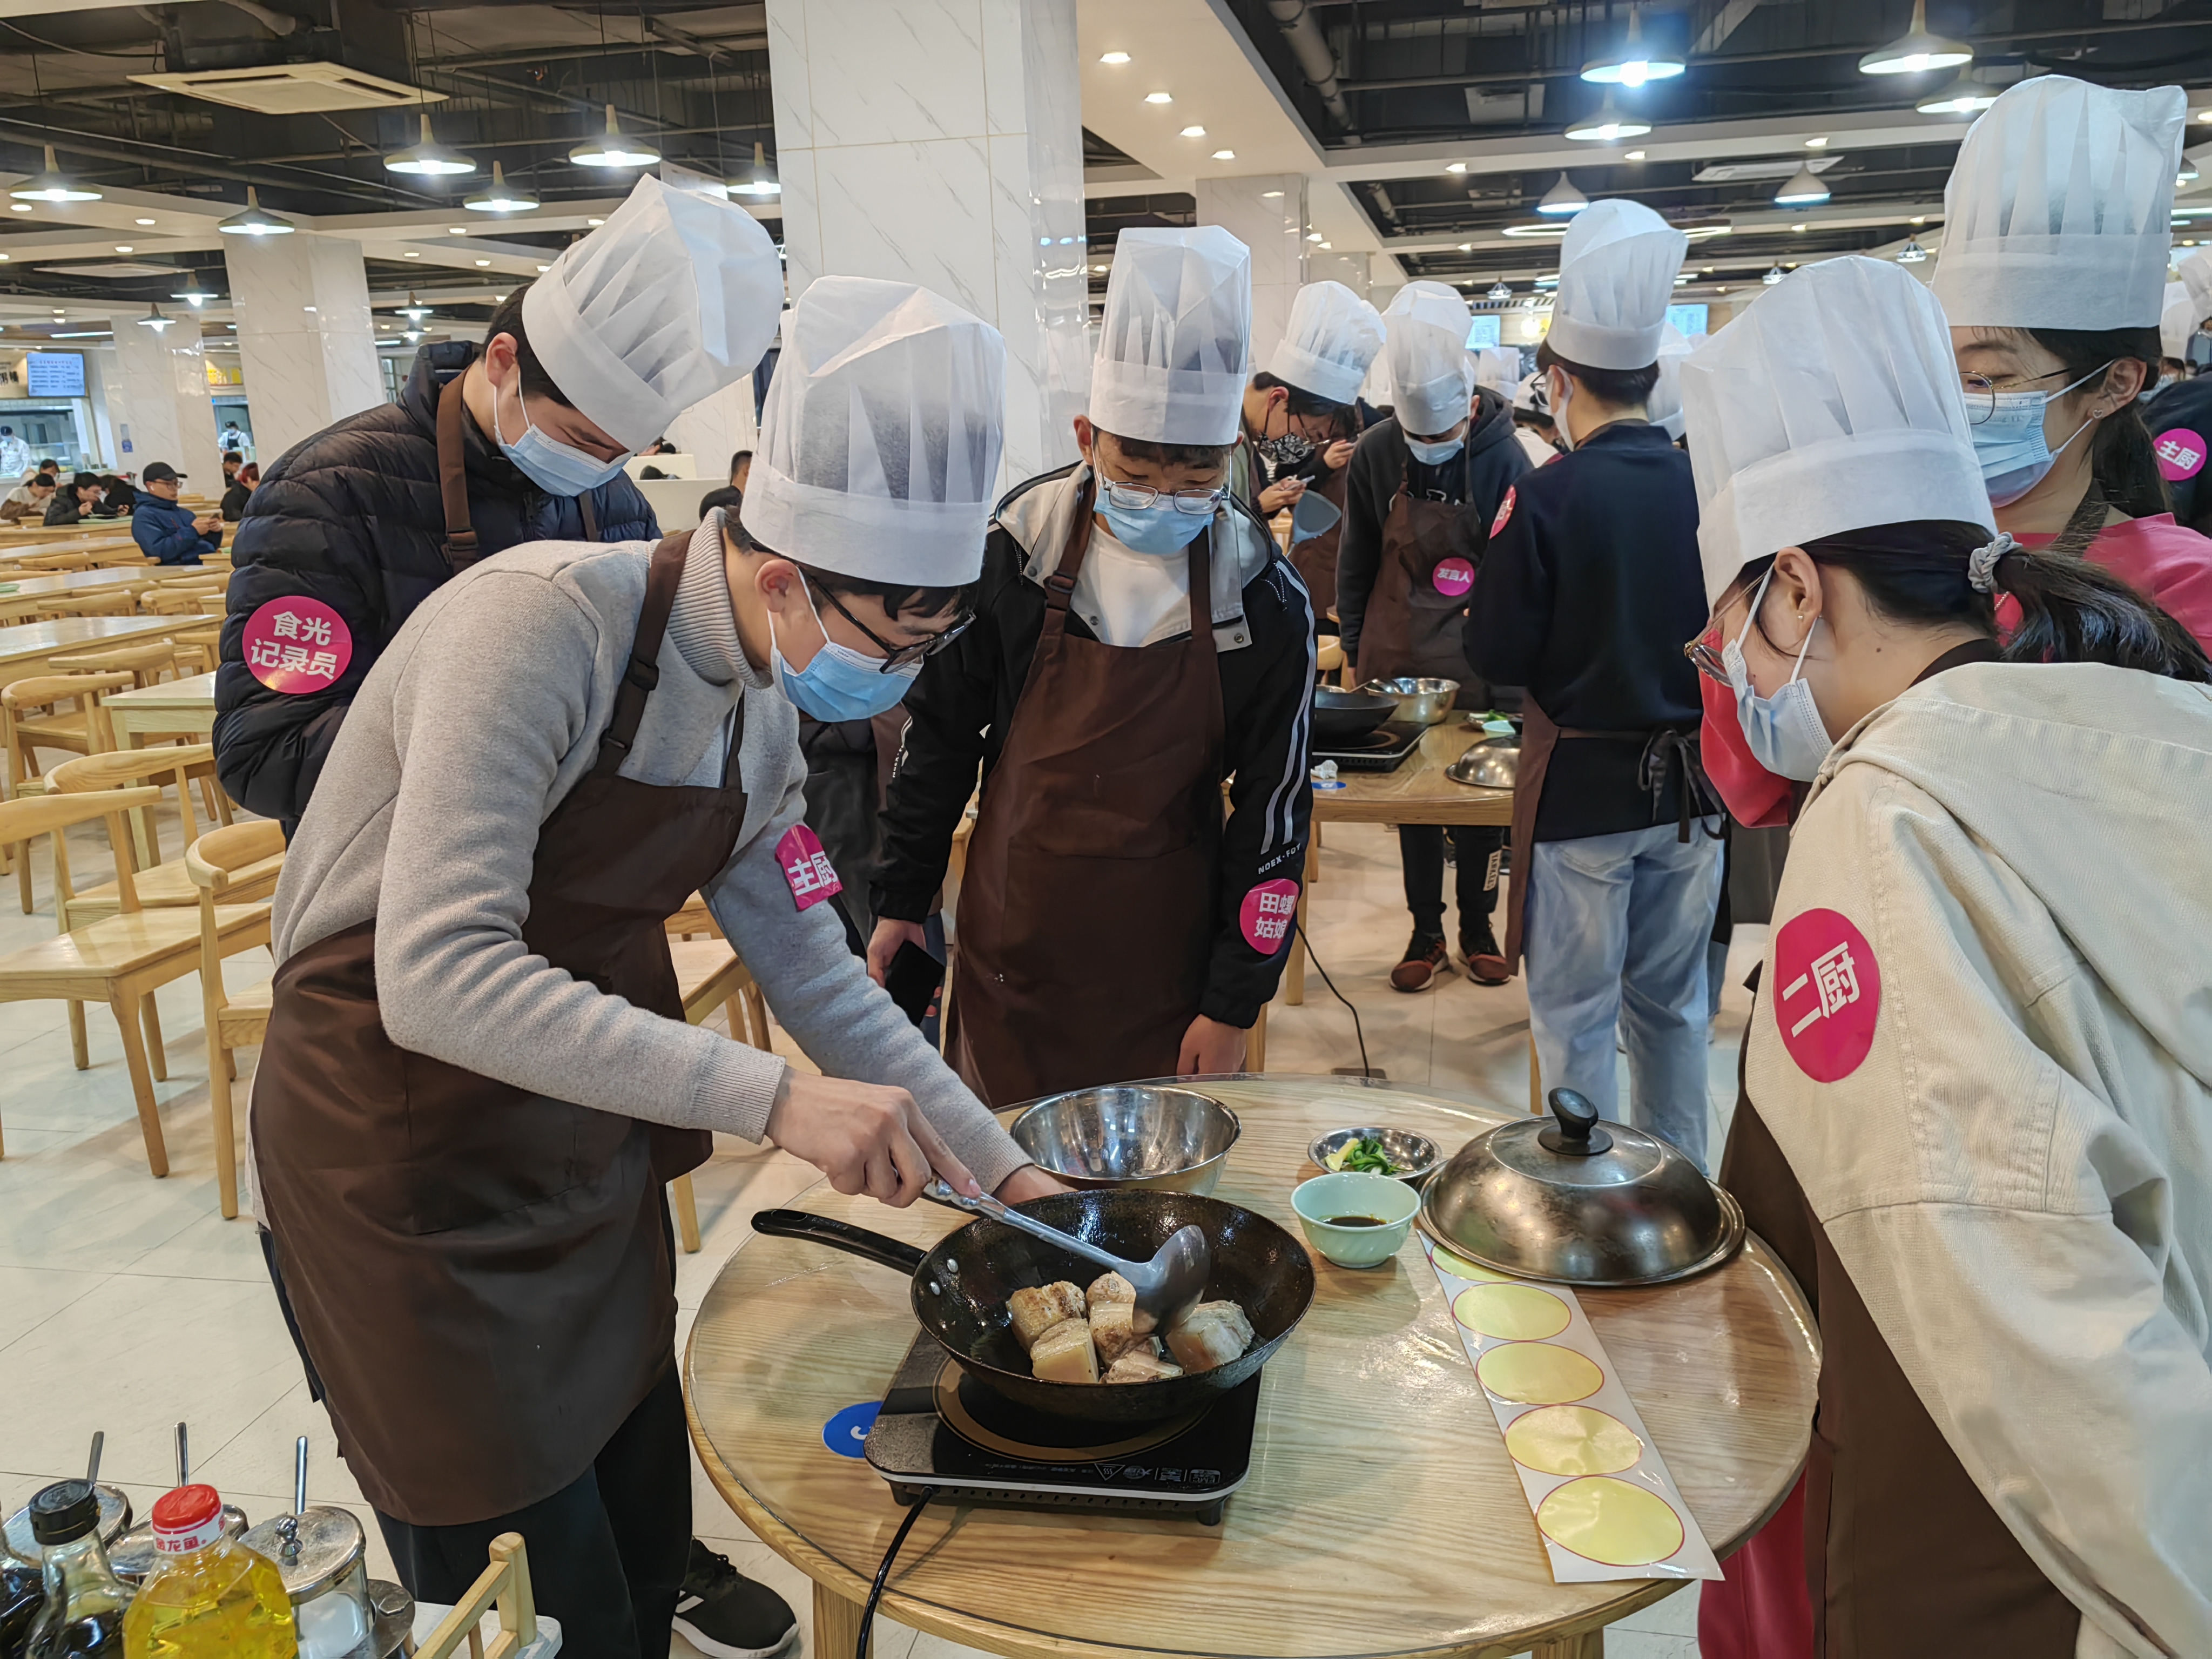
left=1968, top=363, right=2106, bottom=509
left=1404, top=434, right=1464, bottom=466
left=1723, top=565, right=1831, bottom=783
left=491, top=380, right=632, bottom=497
left=1096, top=490, right=1215, bottom=556
left=768, top=581, right=919, bottom=721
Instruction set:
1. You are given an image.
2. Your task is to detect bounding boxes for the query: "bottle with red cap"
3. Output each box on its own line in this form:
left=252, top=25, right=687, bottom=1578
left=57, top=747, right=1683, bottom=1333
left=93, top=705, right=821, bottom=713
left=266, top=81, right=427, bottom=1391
left=120, top=1487, right=294, bottom=1659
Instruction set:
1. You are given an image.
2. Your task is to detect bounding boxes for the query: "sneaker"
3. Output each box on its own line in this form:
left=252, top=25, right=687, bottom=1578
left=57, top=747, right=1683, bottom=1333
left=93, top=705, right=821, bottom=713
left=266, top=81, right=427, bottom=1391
left=674, top=1541, right=798, bottom=1659
left=1460, top=922, right=1511, bottom=987
left=1390, top=932, right=1451, bottom=992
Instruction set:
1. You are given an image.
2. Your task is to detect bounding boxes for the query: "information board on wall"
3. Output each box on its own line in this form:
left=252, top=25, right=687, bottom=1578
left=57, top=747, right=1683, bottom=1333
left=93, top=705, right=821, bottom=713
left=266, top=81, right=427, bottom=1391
left=23, top=353, right=86, bottom=398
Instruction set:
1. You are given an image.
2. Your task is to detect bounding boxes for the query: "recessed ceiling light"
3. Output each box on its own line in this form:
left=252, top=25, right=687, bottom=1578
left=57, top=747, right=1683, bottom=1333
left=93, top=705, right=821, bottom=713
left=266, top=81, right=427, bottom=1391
left=9, top=204, right=30, bottom=212
left=1804, top=136, right=1829, bottom=149
left=114, top=245, right=132, bottom=253
left=1791, top=222, right=1808, bottom=232
left=2201, top=110, right=2212, bottom=123
left=1100, top=50, right=1130, bottom=64
left=1181, top=125, right=1206, bottom=137
left=1212, top=149, right=1235, bottom=160
left=1317, top=240, right=1331, bottom=249
left=134, top=217, right=156, bottom=226
left=588, top=217, right=606, bottom=226
left=537, top=263, right=551, bottom=272
left=1144, top=91, right=1172, bottom=104
left=474, top=258, right=491, bottom=266
left=1306, top=231, right=1324, bottom=242
left=1260, top=190, right=1284, bottom=198
left=403, top=250, right=420, bottom=257
left=1910, top=215, right=1926, bottom=225
left=1624, top=150, right=1646, bottom=161
left=1445, top=163, right=1467, bottom=174
left=448, top=227, right=467, bottom=235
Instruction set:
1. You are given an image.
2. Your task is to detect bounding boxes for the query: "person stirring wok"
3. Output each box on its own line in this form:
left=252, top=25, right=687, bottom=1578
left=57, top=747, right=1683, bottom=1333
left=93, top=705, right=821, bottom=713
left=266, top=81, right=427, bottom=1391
left=250, top=277, right=1063, bottom=1659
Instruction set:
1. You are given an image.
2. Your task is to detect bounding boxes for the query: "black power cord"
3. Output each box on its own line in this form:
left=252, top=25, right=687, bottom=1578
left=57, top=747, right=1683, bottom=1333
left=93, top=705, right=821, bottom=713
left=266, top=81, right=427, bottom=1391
left=1293, top=917, right=1371, bottom=1079
left=858, top=1487, right=939, bottom=1659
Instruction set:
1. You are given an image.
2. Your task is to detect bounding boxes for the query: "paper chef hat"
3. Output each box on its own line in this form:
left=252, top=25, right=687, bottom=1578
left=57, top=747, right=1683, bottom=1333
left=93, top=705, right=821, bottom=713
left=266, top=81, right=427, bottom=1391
left=1384, top=281, right=1475, bottom=436
left=2163, top=251, right=2212, bottom=357
left=739, top=276, right=1006, bottom=586
left=1931, top=74, right=2186, bottom=332
left=1681, top=257, right=1997, bottom=608
left=523, top=174, right=785, bottom=454
left=1269, top=281, right=1385, bottom=404
left=1089, top=227, right=1252, bottom=446
left=1546, top=199, right=1688, bottom=372
left=1647, top=323, right=1695, bottom=441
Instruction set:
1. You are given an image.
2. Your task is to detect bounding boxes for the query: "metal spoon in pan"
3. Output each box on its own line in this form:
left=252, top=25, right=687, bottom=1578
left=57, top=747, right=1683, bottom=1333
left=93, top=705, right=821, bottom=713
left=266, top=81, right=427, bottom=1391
left=924, top=1178, right=1210, bottom=1332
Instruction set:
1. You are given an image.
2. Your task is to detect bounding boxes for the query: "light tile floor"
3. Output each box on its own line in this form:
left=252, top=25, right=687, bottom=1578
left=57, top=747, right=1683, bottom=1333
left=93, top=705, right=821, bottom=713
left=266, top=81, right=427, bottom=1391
left=0, top=810, right=1763, bottom=1659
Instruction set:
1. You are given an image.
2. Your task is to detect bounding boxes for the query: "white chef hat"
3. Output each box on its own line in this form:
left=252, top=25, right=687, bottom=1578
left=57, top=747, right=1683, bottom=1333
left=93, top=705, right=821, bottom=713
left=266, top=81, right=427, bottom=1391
left=1089, top=227, right=1251, bottom=446
left=1268, top=281, right=1384, bottom=404
left=1931, top=75, right=2186, bottom=332
left=739, top=276, right=1005, bottom=586
left=1647, top=323, right=1695, bottom=441
left=1681, top=256, right=1997, bottom=608
left=1546, top=199, right=1688, bottom=372
left=2163, top=251, right=2212, bottom=356
left=1384, top=281, right=1475, bottom=435
left=522, top=174, right=785, bottom=454
left=1473, top=346, right=1522, bottom=397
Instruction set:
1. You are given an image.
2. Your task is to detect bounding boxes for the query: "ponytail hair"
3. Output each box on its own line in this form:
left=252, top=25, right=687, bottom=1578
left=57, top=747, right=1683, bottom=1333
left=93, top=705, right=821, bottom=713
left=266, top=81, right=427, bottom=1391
left=2026, top=325, right=2170, bottom=520
left=1776, top=520, right=2211, bottom=683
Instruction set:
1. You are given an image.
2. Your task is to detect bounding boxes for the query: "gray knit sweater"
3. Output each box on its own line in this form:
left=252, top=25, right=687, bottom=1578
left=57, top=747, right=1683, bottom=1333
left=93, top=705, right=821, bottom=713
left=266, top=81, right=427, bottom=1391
left=270, top=512, right=1028, bottom=1192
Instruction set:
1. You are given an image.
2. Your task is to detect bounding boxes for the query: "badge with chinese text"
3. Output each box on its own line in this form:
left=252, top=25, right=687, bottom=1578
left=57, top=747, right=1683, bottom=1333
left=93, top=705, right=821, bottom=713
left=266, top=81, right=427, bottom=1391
left=1490, top=485, right=1517, bottom=537
left=775, top=824, right=842, bottom=912
left=1772, top=907, right=1880, bottom=1082
left=1432, top=556, right=1475, bottom=598
left=2155, top=428, right=2207, bottom=483
left=241, top=597, right=352, bottom=694
left=1238, top=878, right=1299, bottom=953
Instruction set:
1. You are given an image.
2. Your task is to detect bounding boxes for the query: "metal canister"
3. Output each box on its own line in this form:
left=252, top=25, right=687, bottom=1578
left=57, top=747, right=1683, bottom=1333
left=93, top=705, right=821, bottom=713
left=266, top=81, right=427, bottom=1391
left=239, top=1507, right=371, bottom=1659
left=3, top=1484, right=131, bottom=1567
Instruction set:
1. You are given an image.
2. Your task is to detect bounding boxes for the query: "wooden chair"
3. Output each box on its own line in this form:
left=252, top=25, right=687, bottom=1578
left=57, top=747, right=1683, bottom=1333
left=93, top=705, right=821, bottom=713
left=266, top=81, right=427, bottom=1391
left=150, top=564, right=228, bottom=585
left=664, top=902, right=773, bottom=1252
left=42, top=590, right=140, bottom=619
left=48, top=745, right=245, bottom=922
left=168, top=622, right=224, bottom=676
left=3, top=671, right=136, bottom=911
left=0, top=787, right=272, bottom=1176
left=12, top=549, right=95, bottom=573
left=49, top=638, right=182, bottom=691
left=414, top=1534, right=546, bottom=1659
left=140, top=588, right=219, bottom=617
left=186, top=820, right=286, bottom=1220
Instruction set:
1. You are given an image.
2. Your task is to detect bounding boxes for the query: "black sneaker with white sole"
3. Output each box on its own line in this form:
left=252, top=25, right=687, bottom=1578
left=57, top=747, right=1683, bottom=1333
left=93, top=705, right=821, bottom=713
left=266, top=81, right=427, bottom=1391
left=673, top=1541, right=798, bottom=1659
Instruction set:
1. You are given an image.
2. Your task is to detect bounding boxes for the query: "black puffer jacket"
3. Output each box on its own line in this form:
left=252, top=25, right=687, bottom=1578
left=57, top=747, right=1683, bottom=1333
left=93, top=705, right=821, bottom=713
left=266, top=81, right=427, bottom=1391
left=213, top=341, right=658, bottom=828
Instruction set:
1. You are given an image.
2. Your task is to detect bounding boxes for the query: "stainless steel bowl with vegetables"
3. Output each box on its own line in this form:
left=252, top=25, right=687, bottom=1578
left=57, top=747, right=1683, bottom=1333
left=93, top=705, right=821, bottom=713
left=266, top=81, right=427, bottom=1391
left=1306, top=1127, right=1442, bottom=1186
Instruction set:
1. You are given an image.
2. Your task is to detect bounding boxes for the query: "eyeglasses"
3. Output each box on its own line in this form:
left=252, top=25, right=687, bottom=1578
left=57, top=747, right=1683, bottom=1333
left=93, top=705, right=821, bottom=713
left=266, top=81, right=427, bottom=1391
left=1683, top=630, right=1730, bottom=687
left=807, top=578, right=975, bottom=673
left=1098, top=477, right=1225, bottom=516
left=1957, top=361, right=2112, bottom=426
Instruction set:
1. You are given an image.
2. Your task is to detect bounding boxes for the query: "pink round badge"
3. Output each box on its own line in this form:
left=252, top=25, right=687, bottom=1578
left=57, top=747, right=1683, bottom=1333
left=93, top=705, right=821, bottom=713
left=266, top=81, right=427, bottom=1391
left=2154, top=428, right=2207, bottom=482
left=241, top=597, right=353, bottom=695
left=1489, top=485, right=1518, bottom=537
left=1432, top=557, right=1475, bottom=598
left=1771, top=907, right=1881, bottom=1083
left=1238, top=878, right=1300, bottom=954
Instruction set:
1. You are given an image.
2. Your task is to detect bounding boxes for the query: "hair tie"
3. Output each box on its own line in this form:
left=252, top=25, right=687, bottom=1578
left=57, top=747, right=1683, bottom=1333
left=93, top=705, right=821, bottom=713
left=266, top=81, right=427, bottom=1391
left=1968, top=531, right=2017, bottom=594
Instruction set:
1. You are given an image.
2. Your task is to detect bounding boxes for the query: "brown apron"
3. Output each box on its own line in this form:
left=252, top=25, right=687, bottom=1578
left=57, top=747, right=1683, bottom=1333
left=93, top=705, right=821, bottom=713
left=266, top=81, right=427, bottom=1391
left=948, top=484, right=1226, bottom=1106
left=1289, top=461, right=1350, bottom=618
left=436, top=369, right=597, bottom=573
left=1354, top=458, right=1485, bottom=691
left=1722, top=1048, right=2078, bottom=1658
left=252, top=531, right=737, bottom=1527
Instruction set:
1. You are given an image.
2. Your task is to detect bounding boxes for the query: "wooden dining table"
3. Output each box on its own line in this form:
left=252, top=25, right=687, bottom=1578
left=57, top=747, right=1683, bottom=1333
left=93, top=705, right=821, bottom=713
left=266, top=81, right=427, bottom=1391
left=0, top=567, right=160, bottom=624
left=0, top=615, right=179, bottom=682
left=100, top=670, right=217, bottom=748
left=685, top=1076, right=1817, bottom=1659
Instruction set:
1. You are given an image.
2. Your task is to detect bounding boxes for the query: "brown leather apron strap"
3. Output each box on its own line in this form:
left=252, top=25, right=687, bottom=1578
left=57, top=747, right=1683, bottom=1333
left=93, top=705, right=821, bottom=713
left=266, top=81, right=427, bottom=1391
left=437, top=372, right=479, bottom=570
left=593, top=530, right=692, bottom=777
left=1040, top=477, right=1095, bottom=635
left=579, top=489, right=599, bottom=541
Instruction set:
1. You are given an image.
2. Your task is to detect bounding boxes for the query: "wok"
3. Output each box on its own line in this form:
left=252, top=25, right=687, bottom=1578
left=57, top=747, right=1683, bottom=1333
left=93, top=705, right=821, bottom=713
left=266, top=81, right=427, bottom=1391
left=1312, top=686, right=1397, bottom=746
left=752, top=1189, right=1315, bottom=1425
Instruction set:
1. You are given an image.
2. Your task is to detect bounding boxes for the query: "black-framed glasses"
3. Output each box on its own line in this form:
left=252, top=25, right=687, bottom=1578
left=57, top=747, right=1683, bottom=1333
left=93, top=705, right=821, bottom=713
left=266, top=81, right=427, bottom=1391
left=807, top=577, right=975, bottom=673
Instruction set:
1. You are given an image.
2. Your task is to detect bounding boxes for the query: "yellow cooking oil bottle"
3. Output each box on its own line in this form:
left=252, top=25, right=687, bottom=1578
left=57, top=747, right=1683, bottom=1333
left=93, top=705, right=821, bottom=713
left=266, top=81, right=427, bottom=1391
left=122, top=1486, right=296, bottom=1659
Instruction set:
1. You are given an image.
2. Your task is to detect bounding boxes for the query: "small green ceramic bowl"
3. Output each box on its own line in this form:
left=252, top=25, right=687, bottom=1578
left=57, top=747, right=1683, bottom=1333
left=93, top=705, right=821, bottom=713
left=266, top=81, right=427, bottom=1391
left=1291, top=1171, right=1421, bottom=1269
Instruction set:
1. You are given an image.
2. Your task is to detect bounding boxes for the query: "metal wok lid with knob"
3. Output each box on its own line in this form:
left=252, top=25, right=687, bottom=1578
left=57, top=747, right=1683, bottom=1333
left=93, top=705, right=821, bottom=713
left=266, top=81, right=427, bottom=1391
left=1418, top=1089, right=1745, bottom=1287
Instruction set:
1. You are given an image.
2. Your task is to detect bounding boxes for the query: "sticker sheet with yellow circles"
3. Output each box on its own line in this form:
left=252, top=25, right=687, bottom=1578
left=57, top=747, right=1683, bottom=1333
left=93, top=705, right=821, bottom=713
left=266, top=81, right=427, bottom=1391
left=1421, top=1236, right=1721, bottom=1584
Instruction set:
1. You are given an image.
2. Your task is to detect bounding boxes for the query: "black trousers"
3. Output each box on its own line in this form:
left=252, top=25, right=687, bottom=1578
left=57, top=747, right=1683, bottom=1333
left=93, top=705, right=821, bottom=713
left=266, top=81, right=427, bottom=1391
left=1399, top=823, right=1506, bottom=939
left=374, top=1363, right=692, bottom=1659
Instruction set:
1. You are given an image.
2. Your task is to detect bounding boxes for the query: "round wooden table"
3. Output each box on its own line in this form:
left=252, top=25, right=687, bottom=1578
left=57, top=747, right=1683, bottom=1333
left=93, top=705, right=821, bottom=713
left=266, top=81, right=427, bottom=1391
left=684, top=1076, right=1818, bottom=1659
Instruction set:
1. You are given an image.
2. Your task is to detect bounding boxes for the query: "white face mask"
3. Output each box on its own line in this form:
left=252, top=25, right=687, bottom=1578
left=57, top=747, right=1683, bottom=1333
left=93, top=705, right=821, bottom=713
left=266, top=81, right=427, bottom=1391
left=1722, top=564, right=1832, bottom=782
left=1548, top=368, right=1576, bottom=453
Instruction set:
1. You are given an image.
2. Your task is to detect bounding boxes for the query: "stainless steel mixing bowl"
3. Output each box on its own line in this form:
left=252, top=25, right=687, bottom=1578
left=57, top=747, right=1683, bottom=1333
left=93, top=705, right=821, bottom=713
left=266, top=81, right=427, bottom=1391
left=1007, top=1085, right=1242, bottom=1195
left=1357, top=677, right=1461, bottom=726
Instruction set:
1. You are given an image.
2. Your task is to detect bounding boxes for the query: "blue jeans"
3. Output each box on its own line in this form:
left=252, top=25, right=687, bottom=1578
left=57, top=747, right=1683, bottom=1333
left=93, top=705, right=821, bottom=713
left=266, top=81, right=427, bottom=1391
left=1524, top=820, right=1723, bottom=1169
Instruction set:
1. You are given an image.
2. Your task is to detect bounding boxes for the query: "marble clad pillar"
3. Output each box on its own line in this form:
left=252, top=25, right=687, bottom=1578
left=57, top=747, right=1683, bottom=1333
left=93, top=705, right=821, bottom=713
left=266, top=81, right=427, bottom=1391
left=222, top=232, right=383, bottom=462
left=1194, top=175, right=1306, bottom=376
left=1307, top=249, right=1372, bottom=302
left=765, top=0, right=1088, bottom=488
left=666, top=376, right=760, bottom=492
left=105, top=320, right=222, bottom=487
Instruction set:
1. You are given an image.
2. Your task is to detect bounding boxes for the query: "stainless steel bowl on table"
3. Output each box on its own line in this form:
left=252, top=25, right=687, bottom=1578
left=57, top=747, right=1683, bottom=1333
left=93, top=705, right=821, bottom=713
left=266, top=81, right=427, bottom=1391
left=1445, top=734, right=1520, bottom=788
left=1305, top=1125, right=1442, bottom=1185
left=1357, top=677, right=1460, bottom=726
left=1008, top=1083, right=1242, bottom=1195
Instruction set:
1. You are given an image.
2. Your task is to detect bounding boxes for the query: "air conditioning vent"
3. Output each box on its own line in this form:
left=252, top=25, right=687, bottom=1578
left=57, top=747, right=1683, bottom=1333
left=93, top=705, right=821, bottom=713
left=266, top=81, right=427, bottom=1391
left=38, top=263, right=184, bottom=279
left=128, top=63, right=444, bottom=116
left=1693, top=156, right=1839, bottom=184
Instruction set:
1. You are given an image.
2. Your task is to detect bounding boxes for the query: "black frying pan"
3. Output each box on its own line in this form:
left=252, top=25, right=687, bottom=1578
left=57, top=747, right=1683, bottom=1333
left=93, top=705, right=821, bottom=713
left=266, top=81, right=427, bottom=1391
left=752, top=1189, right=1315, bottom=1425
left=1311, top=686, right=1398, bottom=746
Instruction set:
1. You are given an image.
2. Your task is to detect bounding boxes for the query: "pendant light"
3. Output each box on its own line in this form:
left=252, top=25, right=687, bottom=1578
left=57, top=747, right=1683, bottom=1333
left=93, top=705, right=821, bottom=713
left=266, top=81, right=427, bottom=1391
left=1564, top=93, right=1652, bottom=143
left=1580, top=7, right=1684, bottom=88
left=1775, top=164, right=1831, bottom=207
left=1487, top=278, right=1512, bottom=302
left=569, top=104, right=659, bottom=168
left=1536, top=173, right=1589, bottom=217
left=385, top=111, right=475, bottom=177
left=1762, top=265, right=1785, bottom=286
left=217, top=187, right=296, bottom=236
left=137, top=302, right=173, bottom=333
left=1859, top=1, right=1972, bottom=77
left=728, top=141, right=780, bottom=198
left=1916, top=66, right=2001, bottom=116
left=2181, top=159, right=2202, bottom=188
left=171, top=272, right=219, bottom=307
left=397, top=293, right=432, bottom=322
left=1896, top=239, right=1929, bottom=264
left=10, top=144, right=100, bottom=203
left=463, top=159, right=538, bottom=213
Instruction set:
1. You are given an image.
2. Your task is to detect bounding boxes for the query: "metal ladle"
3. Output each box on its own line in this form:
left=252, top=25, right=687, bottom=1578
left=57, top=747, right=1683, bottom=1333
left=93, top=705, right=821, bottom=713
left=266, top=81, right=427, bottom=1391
left=923, top=1179, right=1210, bottom=1332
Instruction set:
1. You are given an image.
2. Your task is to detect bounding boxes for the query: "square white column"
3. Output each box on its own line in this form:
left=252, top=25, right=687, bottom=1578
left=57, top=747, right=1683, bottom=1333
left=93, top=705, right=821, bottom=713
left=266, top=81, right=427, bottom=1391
left=106, top=320, right=222, bottom=487
left=1195, top=175, right=1306, bottom=375
left=766, top=0, right=1088, bottom=486
left=222, top=232, right=384, bottom=462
